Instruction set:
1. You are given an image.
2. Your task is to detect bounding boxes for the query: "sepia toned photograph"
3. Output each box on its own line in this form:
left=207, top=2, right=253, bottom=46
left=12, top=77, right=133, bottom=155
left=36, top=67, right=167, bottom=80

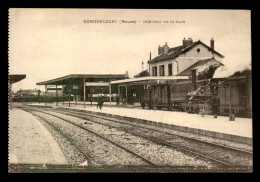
left=8, top=8, right=252, bottom=173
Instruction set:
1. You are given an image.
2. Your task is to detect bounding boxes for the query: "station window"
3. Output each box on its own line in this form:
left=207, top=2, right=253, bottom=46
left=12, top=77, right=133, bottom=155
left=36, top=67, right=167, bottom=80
left=168, top=64, right=172, bottom=76
left=159, top=65, right=165, bottom=76
left=152, top=66, right=157, bottom=76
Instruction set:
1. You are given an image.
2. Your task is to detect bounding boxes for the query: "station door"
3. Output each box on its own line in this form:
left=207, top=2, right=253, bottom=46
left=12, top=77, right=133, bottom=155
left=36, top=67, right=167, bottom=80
left=152, top=85, right=168, bottom=105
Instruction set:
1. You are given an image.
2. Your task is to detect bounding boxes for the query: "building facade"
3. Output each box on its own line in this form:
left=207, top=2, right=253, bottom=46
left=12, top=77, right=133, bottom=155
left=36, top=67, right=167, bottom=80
left=148, top=38, right=224, bottom=77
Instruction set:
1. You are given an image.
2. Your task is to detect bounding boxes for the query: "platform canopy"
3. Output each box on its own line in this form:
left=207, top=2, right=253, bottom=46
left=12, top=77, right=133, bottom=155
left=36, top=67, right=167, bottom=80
left=9, top=74, right=26, bottom=84
left=36, top=74, right=127, bottom=86
left=111, top=76, right=189, bottom=86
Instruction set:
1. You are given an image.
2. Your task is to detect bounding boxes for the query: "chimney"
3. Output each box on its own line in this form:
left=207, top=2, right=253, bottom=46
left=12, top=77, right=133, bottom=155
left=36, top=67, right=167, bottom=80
left=158, top=45, right=164, bottom=55
left=183, top=37, right=193, bottom=48
left=163, top=42, right=169, bottom=55
left=210, top=38, right=214, bottom=50
left=191, top=69, right=197, bottom=90
left=141, top=61, right=144, bottom=72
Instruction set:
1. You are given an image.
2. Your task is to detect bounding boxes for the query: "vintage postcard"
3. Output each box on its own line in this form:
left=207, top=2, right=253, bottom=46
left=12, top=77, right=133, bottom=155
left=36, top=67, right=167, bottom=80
left=8, top=8, right=252, bottom=173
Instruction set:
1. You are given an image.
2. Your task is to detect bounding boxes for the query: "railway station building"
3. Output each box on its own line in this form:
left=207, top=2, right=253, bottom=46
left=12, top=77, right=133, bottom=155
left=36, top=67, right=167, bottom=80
left=109, top=38, right=225, bottom=107
left=148, top=38, right=224, bottom=77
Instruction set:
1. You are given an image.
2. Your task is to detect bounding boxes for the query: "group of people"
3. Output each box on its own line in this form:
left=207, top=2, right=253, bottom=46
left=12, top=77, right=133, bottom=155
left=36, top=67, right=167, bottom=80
left=140, top=98, right=158, bottom=111
left=116, top=96, right=136, bottom=106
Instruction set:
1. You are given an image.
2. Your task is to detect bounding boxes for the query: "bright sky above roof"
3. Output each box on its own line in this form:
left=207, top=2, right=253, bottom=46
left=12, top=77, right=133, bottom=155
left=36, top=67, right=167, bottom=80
left=9, top=9, right=251, bottom=92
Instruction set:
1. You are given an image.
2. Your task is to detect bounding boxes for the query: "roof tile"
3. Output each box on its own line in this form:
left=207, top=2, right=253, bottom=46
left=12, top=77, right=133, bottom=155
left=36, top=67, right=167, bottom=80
left=150, top=41, right=224, bottom=63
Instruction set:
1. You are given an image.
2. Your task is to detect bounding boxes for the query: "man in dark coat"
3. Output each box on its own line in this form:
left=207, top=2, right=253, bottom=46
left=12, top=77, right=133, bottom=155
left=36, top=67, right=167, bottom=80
left=97, top=96, right=100, bottom=109
left=211, top=96, right=219, bottom=118
left=141, top=100, right=145, bottom=109
left=116, top=96, right=119, bottom=105
left=99, top=96, right=104, bottom=109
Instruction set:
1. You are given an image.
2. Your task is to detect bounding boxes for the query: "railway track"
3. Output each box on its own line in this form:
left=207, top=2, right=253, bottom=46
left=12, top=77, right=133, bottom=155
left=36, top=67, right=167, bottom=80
left=22, top=106, right=252, bottom=167
left=55, top=107, right=253, bottom=154
left=22, top=106, right=252, bottom=153
left=22, top=108, right=157, bottom=167
left=51, top=109, right=252, bottom=167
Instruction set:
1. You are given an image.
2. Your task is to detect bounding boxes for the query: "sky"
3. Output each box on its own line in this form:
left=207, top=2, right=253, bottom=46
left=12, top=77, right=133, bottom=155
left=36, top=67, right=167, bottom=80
left=9, top=9, right=251, bottom=92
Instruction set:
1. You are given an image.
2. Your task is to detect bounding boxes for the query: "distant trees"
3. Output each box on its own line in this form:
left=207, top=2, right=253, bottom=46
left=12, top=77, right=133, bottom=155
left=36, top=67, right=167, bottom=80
left=198, top=66, right=218, bottom=80
left=124, top=71, right=130, bottom=79
left=134, top=70, right=150, bottom=78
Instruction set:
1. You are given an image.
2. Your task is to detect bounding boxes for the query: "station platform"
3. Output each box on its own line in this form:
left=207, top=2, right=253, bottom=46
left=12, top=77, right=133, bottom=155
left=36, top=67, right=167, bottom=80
left=26, top=102, right=252, bottom=145
left=8, top=108, right=68, bottom=165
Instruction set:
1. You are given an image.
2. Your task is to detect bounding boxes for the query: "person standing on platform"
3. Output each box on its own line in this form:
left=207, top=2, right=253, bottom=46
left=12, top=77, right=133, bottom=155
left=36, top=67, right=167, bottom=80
left=97, top=96, right=100, bottom=109
left=99, top=96, right=104, bottom=109
left=141, top=100, right=145, bottom=109
left=153, top=97, right=158, bottom=111
left=211, top=95, right=219, bottom=118
left=116, top=96, right=119, bottom=106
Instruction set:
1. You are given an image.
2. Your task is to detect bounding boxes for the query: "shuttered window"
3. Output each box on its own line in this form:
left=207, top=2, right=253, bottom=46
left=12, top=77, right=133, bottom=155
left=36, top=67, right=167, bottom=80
left=152, top=66, right=157, bottom=76
left=168, top=64, right=172, bottom=76
left=159, top=65, right=165, bottom=76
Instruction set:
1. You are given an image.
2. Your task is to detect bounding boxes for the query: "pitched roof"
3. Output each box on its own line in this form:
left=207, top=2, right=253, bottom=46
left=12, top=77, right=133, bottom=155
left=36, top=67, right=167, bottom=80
left=36, top=74, right=127, bottom=85
left=150, top=40, right=224, bottom=63
left=177, top=58, right=224, bottom=76
left=9, top=74, right=26, bottom=84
